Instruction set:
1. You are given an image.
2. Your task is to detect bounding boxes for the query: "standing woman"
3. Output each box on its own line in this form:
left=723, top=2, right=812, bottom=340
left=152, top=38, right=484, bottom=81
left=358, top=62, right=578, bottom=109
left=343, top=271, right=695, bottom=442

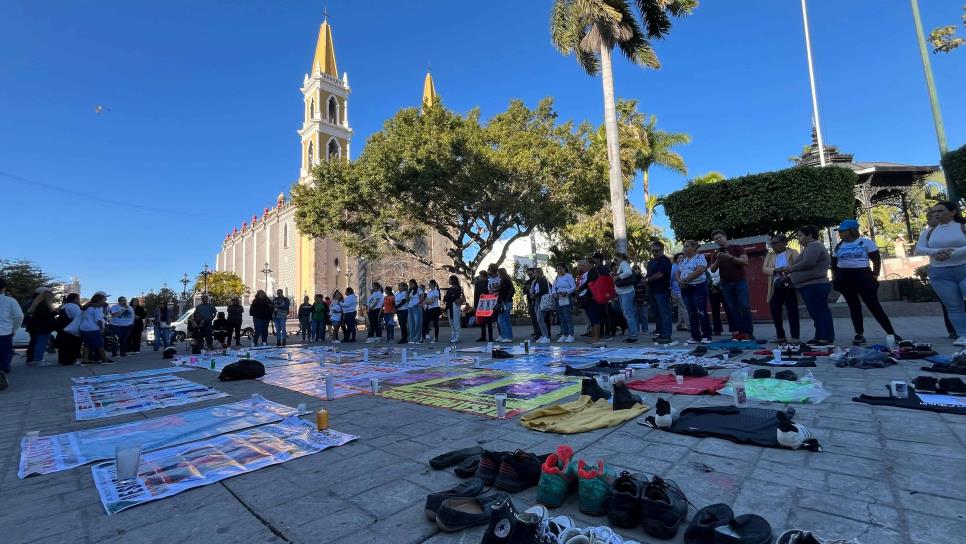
left=780, top=225, right=834, bottom=346
left=226, top=297, right=244, bottom=346
left=497, top=268, right=515, bottom=343
left=406, top=280, right=424, bottom=344
left=342, top=288, right=358, bottom=343
left=366, top=283, right=384, bottom=343
left=554, top=264, right=576, bottom=342
left=671, top=253, right=690, bottom=332
left=57, top=293, right=83, bottom=364
left=832, top=219, right=899, bottom=345
left=311, top=294, right=328, bottom=342
left=762, top=234, right=801, bottom=343
left=128, top=298, right=146, bottom=353
left=531, top=268, right=552, bottom=343
left=80, top=292, right=111, bottom=364
left=423, top=280, right=442, bottom=343
left=298, top=296, right=314, bottom=342
left=916, top=201, right=966, bottom=345
left=109, top=297, right=135, bottom=357
left=394, top=283, right=409, bottom=344
left=613, top=253, right=640, bottom=344
left=443, top=276, right=464, bottom=344
left=248, top=290, right=272, bottom=346
left=383, top=286, right=397, bottom=342
left=25, top=288, right=56, bottom=365
left=678, top=241, right=713, bottom=344
left=330, top=290, right=344, bottom=343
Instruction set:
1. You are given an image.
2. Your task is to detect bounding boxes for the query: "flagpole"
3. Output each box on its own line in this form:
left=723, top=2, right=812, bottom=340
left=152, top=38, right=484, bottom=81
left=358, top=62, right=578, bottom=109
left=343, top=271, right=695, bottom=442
left=801, top=0, right=827, bottom=167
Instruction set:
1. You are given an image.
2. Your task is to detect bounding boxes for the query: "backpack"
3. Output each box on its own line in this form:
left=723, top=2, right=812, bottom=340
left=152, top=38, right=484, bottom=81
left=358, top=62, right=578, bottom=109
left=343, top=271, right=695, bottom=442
left=589, top=274, right=617, bottom=304
left=218, top=359, right=266, bottom=381
left=54, top=308, right=73, bottom=332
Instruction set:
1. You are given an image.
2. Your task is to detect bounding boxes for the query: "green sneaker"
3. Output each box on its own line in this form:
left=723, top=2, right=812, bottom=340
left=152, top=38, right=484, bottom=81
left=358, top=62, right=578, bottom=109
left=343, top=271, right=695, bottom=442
left=577, top=459, right=610, bottom=516
left=536, top=445, right=575, bottom=507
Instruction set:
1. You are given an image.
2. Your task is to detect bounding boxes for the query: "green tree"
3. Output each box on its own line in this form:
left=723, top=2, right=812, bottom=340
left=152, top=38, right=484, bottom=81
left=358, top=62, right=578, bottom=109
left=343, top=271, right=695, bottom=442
left=0, top=259, right=58, bottom=305
left=930, top=4, right=965, bottom=53
left=551, top=0, right=696, bottom=251
left=857, top=185, right=935, bottom=256
left=292, top=99, right=606, bottom=284
left=687, top=171, right=726, bottom=186
left=193, top=271, right=248, bottom=305
left=550, top=206, right=667, bottom=266
left=142, top=287, right=178, bottom=315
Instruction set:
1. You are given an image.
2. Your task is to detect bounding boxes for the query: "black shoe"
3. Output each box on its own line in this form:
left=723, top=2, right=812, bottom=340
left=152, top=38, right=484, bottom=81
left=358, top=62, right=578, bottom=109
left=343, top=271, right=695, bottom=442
left=852, top=334, right=866, bottom=346
left=494, top=450, right=542, bottom=492
left=684, top=503, right=734, bottom=544
left=480, top=494, right=518, bottom=544
left=424, top=478, right=485, bottom=521
left=624, top=337, right=639, bottom=343
left=912, top=376, right=938, bottom=392
left=939, top=377, right=966, bottom=395
left=612, top=381, right=640, bottom=411
left=689, top=364, right=708, bottom=377
left=607, top=471, right=645, bottom=528
left=581, top=377, right=611, bottom=401
left=475, top=450, right=508, bottom=485
left=690, top=345, right=708, bottom=356
left=430, top=446, right=484, bottom=469
left=655, top=336, right=672, bottom=344
left=455, top=454, right=481, bottom=477
left=752, top=369, right=772, bottom=379
left=435, top=492, right=508, bottom=532
left=641, top=476, right=689, bottom=539
left=776, top=529, right=829, bottom=544
left=0, top=372, right=7, bottom=391
left=775, top=370, right=798, bottom=381
left=713, top=514, right=773, bottom=544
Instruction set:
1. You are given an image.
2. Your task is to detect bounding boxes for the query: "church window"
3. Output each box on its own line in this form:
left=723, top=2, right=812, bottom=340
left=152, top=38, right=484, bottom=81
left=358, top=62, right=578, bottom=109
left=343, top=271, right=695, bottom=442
left=327, top=138, right=340, bottom=161
left=283, top=223, right=290, bottom=249
left=310, top=98, right=316, bottom=119
left=328, top=96, right=338, bottom=124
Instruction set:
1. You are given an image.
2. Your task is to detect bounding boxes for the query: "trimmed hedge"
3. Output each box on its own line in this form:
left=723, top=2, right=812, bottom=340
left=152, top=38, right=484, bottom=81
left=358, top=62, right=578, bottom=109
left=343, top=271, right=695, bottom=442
left=662, top=166, right=857, bottom=241
left=942, top=144, right=966, bottom=200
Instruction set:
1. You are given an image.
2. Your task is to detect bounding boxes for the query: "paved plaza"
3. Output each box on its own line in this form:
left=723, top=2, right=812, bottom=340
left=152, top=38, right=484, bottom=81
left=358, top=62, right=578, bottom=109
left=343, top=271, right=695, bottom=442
left=1, top=314, right=965, bottom=544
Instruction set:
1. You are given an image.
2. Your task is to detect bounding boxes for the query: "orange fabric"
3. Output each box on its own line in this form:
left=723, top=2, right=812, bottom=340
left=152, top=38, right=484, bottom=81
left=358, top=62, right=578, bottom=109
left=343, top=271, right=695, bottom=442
left=383, top=295, right=395, bottom=314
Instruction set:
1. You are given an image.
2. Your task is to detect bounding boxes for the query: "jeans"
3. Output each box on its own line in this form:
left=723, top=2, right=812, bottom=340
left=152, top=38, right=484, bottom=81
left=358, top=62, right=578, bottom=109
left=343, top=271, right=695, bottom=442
left=367, top=309, right=382, bottom=338
left=342, top=312, right=357, bottom=341
left=311, top=318, right=326, bottom=341
left=529, top=301, right=541, bottom=338
left=31, top=332, right=50, bottom=362
left=769, top=284, right=800, bottom=340
left=836, top=268, right=895, bottom=336
left=0, top=333, right=12, bottom=374
left=407, top=307, right=423, bottom=342
left=448, top=306, right=461, bottom=342
left=497, top=302, right=513, bottom=340
left=557, top=304, right=574, bottom=336
left=274, top=317, right=287, bottom=343
left=709, top=288, right=735, bottom=334
left=253, top=317, right=270, bottom=345
left=383, top=314, right=396, bottom=341
left=682, top=283, right=712, bottom=341
left=798, top=283, right=834, bottom=342
left=720, top=279, right=753, bottom=336
left=396, top=309, right=408, bottom=342
left=616, top=291, right=639, bottom=339
left=651, top=292, right=672, bottom=338
left=929, top=263, right=966, bottom=337
left=535, top=304, right=551, bottom=338
left=634, top=303, right=648, bottom=334
left=424, top=307, right=441, bottom=340
left=300, top=318, right=311, bottom=340
left=110, top=324, right=133, bottom=356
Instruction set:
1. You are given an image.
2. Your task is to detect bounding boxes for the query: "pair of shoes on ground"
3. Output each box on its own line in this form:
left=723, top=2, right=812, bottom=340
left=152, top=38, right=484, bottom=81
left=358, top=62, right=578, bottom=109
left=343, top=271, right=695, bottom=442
left=580, top=378, right=642, bottom=410
left=556, top=335, right=576, bottom=343
left=752, top=369, right=798, bottom=381
left=427, top=446, right=486, bottom=478
left=685, top=338, right=713, bottom=345
left=684, top=503, right=771, bottom=544
left=425, top=478, right=510, bottom=532
left=607, top=472, right=690, bottom=539
left=674, top=363, right=708, bottom=377
left=912, top=376, right=966, bottom=395
left=510, top=504, right=639, bottom=544
left=475, top=450, right=547, bottom=492
left=533, top=445, right=613, bottom=519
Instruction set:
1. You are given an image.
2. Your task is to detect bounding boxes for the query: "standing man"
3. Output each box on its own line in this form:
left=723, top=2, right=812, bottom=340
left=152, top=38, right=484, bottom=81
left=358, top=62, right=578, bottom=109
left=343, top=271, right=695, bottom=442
left=298, top=296, right=314, bottom=342
left=0, top=278, right=24, bottom=389
left=108, top=297, right=136, bottom=357
left=646, top=242, right=673, bottom=344
left=709, top=230, right=754, bottom=339
left=631, top=264, right=648, bottom=336
left=524, top=268, right=540, bottom=340
left=153, top=303, right=172, bottom=351
left=271, top=289, right=290, bottom=346
left=366, top=283, right=384, bottom=343
left=226, top=297, right=244, bottom=346
left=194, top=295, right=218, bottom=349
left=613, top=252, right=640, bottom=344
left=473, top=270, right=491, bottom=342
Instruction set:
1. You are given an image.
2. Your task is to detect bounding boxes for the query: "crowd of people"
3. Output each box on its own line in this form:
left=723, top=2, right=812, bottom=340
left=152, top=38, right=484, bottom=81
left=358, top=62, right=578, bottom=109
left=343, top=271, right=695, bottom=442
left=2, top=201, right=965, bottom=391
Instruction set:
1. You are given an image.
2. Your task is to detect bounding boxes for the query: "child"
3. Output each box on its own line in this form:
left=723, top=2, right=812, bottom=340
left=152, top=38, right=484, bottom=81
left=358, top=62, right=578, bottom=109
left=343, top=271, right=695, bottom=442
left=382, top=286, right=396, bottom=341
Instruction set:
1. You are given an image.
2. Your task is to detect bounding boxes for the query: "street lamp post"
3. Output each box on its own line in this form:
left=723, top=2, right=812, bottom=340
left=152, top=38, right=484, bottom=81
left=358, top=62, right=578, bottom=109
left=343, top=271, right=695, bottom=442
left=199, top=264, right=212, bottom=295
left=180, top=273, right=190, bottom=300
left=261, top=262, right=272, bottom=292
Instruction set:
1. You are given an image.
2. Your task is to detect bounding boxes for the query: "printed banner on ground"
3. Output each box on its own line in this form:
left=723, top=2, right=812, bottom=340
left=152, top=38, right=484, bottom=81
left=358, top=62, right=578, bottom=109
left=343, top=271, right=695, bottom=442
left=73, top=375, right=229, bottom=421
left=91, top=417, right=357, bottom=515
left=72, top=367, right=199, bottom=385
left=380, top=370, right=580, bottom=418
left=259, top=362, right=421, bottom=400
left=19, top=396, right=297, bottom=478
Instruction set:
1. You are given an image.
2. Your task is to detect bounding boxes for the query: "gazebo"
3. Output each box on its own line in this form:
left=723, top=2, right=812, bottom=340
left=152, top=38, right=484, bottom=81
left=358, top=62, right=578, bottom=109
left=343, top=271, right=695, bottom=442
left=793, top=130, right=939, bottom=241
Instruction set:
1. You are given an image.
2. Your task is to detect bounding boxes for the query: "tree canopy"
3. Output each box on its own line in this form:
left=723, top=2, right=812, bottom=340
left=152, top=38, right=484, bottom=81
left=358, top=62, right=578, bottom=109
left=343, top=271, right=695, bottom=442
left=930, top=4, right=965, bottom=53
left=292, top=99, right=607, bottom=283
left=550, top=206, right=667, bottom=265
left=193, top=271, right=248, bottom=305
left=0, top=259, right=58, bottom=305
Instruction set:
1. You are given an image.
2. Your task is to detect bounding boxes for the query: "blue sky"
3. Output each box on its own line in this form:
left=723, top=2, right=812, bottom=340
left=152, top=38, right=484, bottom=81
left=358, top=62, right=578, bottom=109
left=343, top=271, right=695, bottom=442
left=1, top=0, right=964, bottom=298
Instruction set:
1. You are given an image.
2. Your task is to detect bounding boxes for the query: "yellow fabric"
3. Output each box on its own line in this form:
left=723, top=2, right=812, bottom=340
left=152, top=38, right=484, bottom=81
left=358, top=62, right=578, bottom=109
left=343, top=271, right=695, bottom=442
left=422, top=72, right=438, bottom=110
left=312, top=20, right=338, bottom=77
left=520, top=395, right=647, bottom=434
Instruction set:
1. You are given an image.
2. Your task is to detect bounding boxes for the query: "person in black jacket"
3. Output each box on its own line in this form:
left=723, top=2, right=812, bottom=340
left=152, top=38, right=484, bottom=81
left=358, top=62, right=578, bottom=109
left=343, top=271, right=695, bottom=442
left=248, top=290, right=273, bottom=346
left=212, top=311, right=230, bottom=348
left=298, top=296, right=313, bottom=341
left=25, top=288, right=56, bottom=365
left=128, top=298, right=147, bottom=352
left=226, top=297, right=244, bottom=346
left=443, top=275, right=464, bottom=344
left=531, top=267, right=552, bottom=343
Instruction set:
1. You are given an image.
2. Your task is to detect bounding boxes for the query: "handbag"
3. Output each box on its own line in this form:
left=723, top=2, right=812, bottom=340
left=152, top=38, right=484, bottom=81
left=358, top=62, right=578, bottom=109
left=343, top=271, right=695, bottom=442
left=63, top=310, right=83, bottom=336
left=539, top=293, right=555, bottom=312
left=557, top=293, right=571, bottom=307
left=614, top=274, right=637, bottom=288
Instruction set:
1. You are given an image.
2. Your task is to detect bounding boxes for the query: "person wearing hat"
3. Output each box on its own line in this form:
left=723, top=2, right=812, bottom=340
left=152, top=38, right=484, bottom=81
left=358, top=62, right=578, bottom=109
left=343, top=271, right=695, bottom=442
left=0, top=278, right=25, bottom=388
left=226, top=296, right=244, bottom=346
left=831, top=219, right=898, bottom=345
left=25, top=287, right=56, bottom=365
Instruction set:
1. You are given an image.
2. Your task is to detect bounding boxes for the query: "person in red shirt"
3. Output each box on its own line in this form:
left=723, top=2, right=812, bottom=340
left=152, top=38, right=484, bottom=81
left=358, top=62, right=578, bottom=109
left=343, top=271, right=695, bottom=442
left=709, top=230, right=754, bottom=338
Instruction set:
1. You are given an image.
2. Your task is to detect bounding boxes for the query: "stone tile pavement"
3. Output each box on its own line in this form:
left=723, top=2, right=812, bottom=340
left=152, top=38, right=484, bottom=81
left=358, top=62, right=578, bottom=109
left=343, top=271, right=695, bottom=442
left=1, top=315, right=965, bottom=543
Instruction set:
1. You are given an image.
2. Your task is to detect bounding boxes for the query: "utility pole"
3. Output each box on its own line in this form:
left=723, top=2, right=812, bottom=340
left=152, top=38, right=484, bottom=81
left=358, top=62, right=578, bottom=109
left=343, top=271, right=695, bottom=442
left=801, top=0, right=826, bottom=167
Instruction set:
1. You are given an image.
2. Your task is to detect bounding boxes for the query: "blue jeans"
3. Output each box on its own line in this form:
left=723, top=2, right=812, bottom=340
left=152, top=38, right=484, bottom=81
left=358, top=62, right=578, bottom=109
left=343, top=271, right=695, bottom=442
left=407, top=306, right=423, bottom=342
left=557, top=304, right=574, bottom=336
left=383, top=314, right=396, bottom=341
left=720, top=279, right=754, bottom=335
left=253, top=317, right=270, bottom=345
left=110, top=324, right=132, bottom=356
left=651, top=292, right=672, bottom=338
left=0, top=333, right=12, bottom=374
left=682, top=283, right=712, bottom=341
left=634, top=303, right=649, bottom=334
left=32, top=332, right=50, bottom=361
left=616, top=291, right=639, bottom=339
left=929, top=263, right=966, bottom=336
left=497, top=302, right=513, bottom=340
left=153, top=325, right=170, bottom=350
left=273, top=317, right=287, bottom=343
left=311, top=318, right=326, bottom=341
left=798, top=283, right=834, bottom=342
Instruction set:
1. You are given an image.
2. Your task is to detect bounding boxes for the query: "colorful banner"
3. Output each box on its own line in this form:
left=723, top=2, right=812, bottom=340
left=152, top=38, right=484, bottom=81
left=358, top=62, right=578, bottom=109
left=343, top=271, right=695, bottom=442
left=72, top=367, right=199, bottom=385
left=475, top=294, right=498, bottom=317
left=19, top=396, right=297, bottom=478
left=73, top=375, right=229, bottom=421
left=259, top=362, right=420, bottom=400
left=380, top=370, right=580, bottom=418
left=91, top=418, right=357, bottom=515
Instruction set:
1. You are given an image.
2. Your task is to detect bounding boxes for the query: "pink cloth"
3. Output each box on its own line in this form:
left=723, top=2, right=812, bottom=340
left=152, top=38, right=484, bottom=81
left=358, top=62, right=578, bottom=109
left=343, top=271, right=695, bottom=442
left=626, top=374, right=729, bottom=395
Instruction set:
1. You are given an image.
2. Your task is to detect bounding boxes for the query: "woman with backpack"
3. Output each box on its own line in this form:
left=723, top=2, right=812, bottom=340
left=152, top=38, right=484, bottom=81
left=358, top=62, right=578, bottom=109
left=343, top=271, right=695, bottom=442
left=25, top=288, right=56, bottom=365
left=832, top=219, right=898, bottom=345
left=57, top=293, right=83, bottom=365
left=916, top=201, right=966, bottom=346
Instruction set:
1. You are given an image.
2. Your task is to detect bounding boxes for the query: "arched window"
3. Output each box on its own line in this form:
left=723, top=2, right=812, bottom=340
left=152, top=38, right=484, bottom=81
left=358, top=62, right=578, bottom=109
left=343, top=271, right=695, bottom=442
left=328, top=96, right=338, bottom=124
left=307, top=142, right=314, bottom=167
left=327, top=138, right=340, bottom=162
left=283, top=223, right=289, bottom=249
left=309, top=98, right=316, bottom=119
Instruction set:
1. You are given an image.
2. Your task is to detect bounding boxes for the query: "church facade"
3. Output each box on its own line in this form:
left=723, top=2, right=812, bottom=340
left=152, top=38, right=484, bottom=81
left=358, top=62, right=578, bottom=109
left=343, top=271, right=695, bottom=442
left=214, top=18, right=447, bottom=303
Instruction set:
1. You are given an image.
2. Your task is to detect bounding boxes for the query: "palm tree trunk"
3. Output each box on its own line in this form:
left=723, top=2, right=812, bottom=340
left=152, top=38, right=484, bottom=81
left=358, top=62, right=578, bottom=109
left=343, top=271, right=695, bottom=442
left=598, top=41, right=627, bottom=254
left=643, top=167, right=651, bottom=224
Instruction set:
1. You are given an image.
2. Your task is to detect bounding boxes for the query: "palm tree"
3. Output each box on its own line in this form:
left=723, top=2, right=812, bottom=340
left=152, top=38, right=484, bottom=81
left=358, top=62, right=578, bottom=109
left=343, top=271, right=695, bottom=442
left=634, top=114, right=689, bottom=220
left=643, top=194, right=661, bottom=223
left=551, top=0, right=696, bottom=253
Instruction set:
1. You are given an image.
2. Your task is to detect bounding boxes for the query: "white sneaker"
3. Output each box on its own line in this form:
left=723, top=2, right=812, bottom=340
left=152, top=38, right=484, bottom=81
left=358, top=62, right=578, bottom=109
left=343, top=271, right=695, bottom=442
left=332, top=339, right=341, bottom=344
left=564, top=335, right=575, bottom=343
left=556, top=335, right=565, bottom=342
left=955, top=337, right=966, bottom=347
left=536, top=337, right=550, bottom=344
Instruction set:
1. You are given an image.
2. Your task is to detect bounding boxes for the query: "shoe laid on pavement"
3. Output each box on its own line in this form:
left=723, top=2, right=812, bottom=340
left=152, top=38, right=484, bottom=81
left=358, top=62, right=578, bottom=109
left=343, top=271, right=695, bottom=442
left=429, top=446, right=485, bottom=469
left=454, top=454, right=481, bottom=478
left=607, top=471, right=646, bottom=528
left=852, top=334, right=866, bottom=346
left=479, top=495, right=526, bottom=544
left=424, top=478, right=485, bottom=521
left=435, top=492, right=509, bottom=532
left=580, top=377, right=611, bottom=401
left=713, top=514, right=773, bottom=544
left=641, top=476, right=689, bottom=539
left=777, top=529, right=858, bottom=544
left=683, top=503, right=734, bottom=544
left=612, top=381, right=641, bottom=411
left=494, top=450, right=543, bottom=492
left=576, top=460, right=610, bottom=516
left=536, top=445, right=575, bottom=507
left=939, top=377, right=966, bottom=395
left=475, top=450, right=509, bottom=485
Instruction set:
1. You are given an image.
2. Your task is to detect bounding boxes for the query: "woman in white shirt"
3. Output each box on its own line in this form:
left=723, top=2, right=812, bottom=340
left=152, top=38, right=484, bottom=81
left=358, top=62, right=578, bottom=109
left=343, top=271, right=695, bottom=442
left=554, top=264, right=576, bottom=342
left=678, top=240, right=712, bottom=344
left=394, top=283, right=409, bottom=345
left=329, top=291, right=344, bottom=343
left=406, top=280, right=424, bottom=344
left=57, top=293, right=84, bottom=365
left=80, top=292, right=112, bottom=364
left=916, top=201, right=966, bottom=345
left=832, top=219, right=898, bottom=345
left=423, top=280, right=442, bottom=343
